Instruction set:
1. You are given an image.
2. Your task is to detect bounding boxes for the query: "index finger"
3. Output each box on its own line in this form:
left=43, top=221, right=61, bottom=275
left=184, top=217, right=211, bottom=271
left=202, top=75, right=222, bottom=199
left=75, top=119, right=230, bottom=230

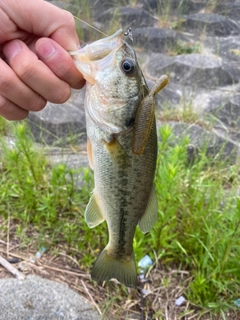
left=0, top=0, right=79, bottom=51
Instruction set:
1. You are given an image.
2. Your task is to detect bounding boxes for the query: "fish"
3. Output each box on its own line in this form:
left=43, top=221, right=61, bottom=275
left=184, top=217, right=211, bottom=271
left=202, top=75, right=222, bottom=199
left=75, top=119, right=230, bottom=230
left=70, top=29, right=168, bottom=288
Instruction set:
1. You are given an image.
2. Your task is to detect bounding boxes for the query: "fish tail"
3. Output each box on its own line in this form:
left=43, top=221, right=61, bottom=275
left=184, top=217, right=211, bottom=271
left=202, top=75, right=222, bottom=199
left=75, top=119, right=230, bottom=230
left=91, top=248, right=137, bottom=288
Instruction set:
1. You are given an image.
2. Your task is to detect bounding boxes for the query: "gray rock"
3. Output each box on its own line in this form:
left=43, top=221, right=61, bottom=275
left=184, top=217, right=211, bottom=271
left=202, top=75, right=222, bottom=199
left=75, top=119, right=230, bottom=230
left=0, top=275, right=100, bottom=320
left=47, top=148, right=88, bottom=170
left=213, top=2, right=240, bottom=21
left=159, top=121, right=238, bottom=163
left=27, top=89, right=86, bottom=146
left=181, top=13, right=240, bottom=37
left=133, top=27, right=181, bottom=53
left=217, top=36, right=240, bottom=62
left=47, top=147, right=89, bottom=188
left=98, top=6, right=156, bottom=29
left=204, top=93, right=240, bottom=143
left=154, top=81, right=182, bottom=109
left=141, top=0, right=207, bottom=15
left=146, top=53, right=240, bottom=89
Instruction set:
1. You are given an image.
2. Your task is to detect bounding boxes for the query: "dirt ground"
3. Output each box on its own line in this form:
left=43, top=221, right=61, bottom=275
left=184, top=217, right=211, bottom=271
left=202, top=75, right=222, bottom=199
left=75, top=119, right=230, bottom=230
left=0, top=220, right=239, bottom=320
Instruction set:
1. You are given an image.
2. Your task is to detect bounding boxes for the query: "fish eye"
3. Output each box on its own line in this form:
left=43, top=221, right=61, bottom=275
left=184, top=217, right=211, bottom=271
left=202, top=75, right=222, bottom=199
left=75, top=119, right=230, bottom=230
left=121, top=59, right=135, bottom=75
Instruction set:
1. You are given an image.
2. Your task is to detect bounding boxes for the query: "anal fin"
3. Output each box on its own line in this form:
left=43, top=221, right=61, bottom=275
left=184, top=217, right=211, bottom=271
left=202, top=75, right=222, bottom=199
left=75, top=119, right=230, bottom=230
left=138, top=187, right=158, bottom=234
left=84, top=192, right=105, bottom=228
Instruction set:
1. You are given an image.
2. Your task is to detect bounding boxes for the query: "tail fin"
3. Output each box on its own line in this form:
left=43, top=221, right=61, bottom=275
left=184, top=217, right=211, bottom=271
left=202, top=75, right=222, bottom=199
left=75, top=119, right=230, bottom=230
left=91, top=248, right=137, bottom=288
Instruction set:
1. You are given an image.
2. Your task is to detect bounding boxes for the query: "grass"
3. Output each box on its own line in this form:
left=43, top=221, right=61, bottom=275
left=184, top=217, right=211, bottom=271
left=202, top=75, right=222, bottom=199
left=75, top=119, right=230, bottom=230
left=0, top=119, right=240, bottom=318
left=1, top=1, right=240, bottom=317
left=168, top=41, right=202, bottom=56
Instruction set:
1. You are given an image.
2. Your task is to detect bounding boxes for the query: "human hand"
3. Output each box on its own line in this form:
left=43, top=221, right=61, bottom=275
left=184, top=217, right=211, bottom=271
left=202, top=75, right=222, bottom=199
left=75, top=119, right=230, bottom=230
left=0, top=0, right=85, bottom=120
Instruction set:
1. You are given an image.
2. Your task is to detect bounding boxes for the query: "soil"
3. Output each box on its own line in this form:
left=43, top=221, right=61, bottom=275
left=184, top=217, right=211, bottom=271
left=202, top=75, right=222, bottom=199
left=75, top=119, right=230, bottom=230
left=0, top=217, right=239, bottom=320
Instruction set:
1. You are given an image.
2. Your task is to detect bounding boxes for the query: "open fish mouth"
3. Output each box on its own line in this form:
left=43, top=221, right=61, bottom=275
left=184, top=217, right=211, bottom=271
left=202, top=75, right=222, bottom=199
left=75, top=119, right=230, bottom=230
left=69, top=29, right=125, bottom=84
left=69, top=29, right=137, bottom=85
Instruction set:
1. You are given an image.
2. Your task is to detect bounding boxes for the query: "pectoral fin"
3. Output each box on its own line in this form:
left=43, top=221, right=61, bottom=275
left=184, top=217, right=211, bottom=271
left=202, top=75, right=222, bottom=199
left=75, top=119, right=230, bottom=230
left=132, top=75, right=168, bottom=155
left=104, top=138, right=130, bottom=167
left=84, top=192, right=105, bottom=228
left=138, top=187, right=158, bottom=234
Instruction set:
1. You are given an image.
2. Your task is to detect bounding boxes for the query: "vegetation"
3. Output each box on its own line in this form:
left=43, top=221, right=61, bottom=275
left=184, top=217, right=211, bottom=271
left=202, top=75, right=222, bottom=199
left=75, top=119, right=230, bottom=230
left=0, top=120, right=240, bottom=318
left=1, top=0, right=239, bottom=318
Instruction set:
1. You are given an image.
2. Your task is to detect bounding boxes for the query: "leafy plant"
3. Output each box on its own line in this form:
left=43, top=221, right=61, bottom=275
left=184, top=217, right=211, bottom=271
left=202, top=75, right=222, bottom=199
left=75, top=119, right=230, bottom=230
left=134, top=125, right=240, bottom=310
left=0, top=121, right=240, bottom=317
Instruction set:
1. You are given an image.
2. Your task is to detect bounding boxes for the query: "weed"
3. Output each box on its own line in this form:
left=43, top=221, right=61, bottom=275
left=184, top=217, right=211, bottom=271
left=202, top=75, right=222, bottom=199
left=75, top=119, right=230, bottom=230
left=134, top=125, right=240, bottom=310
left=0, top=117, right=8, bottom=135
left=168, top=41, right=202, bottom=56
left=0, top=120, right=239, bottom=317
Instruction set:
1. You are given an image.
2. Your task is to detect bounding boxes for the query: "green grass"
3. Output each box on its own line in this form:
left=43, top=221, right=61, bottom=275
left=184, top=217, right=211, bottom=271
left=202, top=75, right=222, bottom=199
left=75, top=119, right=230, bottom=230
left=0, top=121, right=107, bottom=266
left=168, top=40, right=202, bottom=56
left=0, top=120, right=240, bottom=318
left=135, top=125, right=240, bottom=311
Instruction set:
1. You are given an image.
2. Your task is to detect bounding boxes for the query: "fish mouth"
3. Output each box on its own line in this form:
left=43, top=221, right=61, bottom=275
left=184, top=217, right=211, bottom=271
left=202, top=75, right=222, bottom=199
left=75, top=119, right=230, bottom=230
left=70, top=29, right=125, bottom=84
left=70, top=29, right=137, bottom=85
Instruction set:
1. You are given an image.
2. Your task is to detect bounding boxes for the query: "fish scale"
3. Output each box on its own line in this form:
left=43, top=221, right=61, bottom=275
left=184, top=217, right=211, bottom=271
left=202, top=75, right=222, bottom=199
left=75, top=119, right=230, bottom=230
left=71, top=29, right=168, bottom=288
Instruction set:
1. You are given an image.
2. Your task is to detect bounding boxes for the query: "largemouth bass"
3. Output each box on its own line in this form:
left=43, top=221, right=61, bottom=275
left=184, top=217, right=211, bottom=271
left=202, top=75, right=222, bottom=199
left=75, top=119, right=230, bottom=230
left=71, top=29, right=168, bottom=288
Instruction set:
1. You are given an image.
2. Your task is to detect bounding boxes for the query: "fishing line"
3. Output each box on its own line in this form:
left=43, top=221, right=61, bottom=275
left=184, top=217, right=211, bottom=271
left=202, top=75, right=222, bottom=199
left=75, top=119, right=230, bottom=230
left=73, top=15, right=108, bottom=37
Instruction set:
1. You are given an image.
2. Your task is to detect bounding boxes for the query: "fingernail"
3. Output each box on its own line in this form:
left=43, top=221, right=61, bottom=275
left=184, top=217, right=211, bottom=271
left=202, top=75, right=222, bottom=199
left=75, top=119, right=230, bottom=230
left=4, top=41, right=21, bottom=61
left=37, top=41, right=56, bottom=60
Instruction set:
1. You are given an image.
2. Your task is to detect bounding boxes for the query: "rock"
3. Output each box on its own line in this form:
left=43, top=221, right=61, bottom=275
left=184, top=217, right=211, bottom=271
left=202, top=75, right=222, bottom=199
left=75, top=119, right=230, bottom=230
left=159, top=121, right=239, bottom=163
left=204, top=93, right=240, bottom=143
left=213, top=2, right=240, bottom=21
left=141, top=0, right=207, bottom=15
left=27, top=89, right=86, bottom=146
left=28, top=0, right=240, bottom=159
left=0, top=275, right=100, bottom=320
left=133, top=27, right=179, bottom=53
left=154, top=81, right=183, bottom=109
left=217, top=36, right=240, bottom=62
left=47, top=147, right=88, bottom=170
left=47, top=147, right=89, bottom=188
left=181, top=13, right=240, bottom=37
left=146, top=53, right=240, bottom=89
left=98, top=6, right=156, bottom=29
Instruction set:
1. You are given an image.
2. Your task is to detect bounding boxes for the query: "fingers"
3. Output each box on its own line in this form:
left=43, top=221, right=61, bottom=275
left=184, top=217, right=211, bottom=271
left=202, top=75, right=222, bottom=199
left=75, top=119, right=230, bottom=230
left=0, top=95, right=29, bottom=120
left=36, top=38, right=85, bottom=90
left=1, top=0, right=80, bottom=51
left=0, top=56, right=47, bottom=119
left=3, top=39, right=72, bottom=104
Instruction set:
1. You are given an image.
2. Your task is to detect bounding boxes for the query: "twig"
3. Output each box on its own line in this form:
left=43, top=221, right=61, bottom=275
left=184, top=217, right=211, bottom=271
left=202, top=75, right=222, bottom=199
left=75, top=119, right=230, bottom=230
left=7, top=203, right=10, bottom=258
left=0, top=254, right=25, bottom=280
left=81, top=279, right=102, bottom=316
left=58, top=252, right=80, bottom=267
left=41, top=264, right=89, bottom=279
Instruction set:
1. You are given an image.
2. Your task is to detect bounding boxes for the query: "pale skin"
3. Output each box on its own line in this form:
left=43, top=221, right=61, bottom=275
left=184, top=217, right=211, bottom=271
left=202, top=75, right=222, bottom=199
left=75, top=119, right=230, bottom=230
left=0, top=0, right=85, bottom=120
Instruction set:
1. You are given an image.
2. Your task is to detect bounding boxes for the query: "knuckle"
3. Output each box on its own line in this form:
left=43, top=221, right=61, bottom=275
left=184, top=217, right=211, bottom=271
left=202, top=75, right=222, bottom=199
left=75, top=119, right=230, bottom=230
left=63, top=11, right=76, bottom=29
left=0, top=95, right=9, bottom=111
left=51, top=84, right=71, bottom=104
left=56, top=59, right=72, bottom=79
left=0, top=72, right=15, bottom=92
left=29, top=96, right=47, bottom=112
left=16, top=60, right=36, bottom=82
left=0, top=95, right=28, bottom=120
